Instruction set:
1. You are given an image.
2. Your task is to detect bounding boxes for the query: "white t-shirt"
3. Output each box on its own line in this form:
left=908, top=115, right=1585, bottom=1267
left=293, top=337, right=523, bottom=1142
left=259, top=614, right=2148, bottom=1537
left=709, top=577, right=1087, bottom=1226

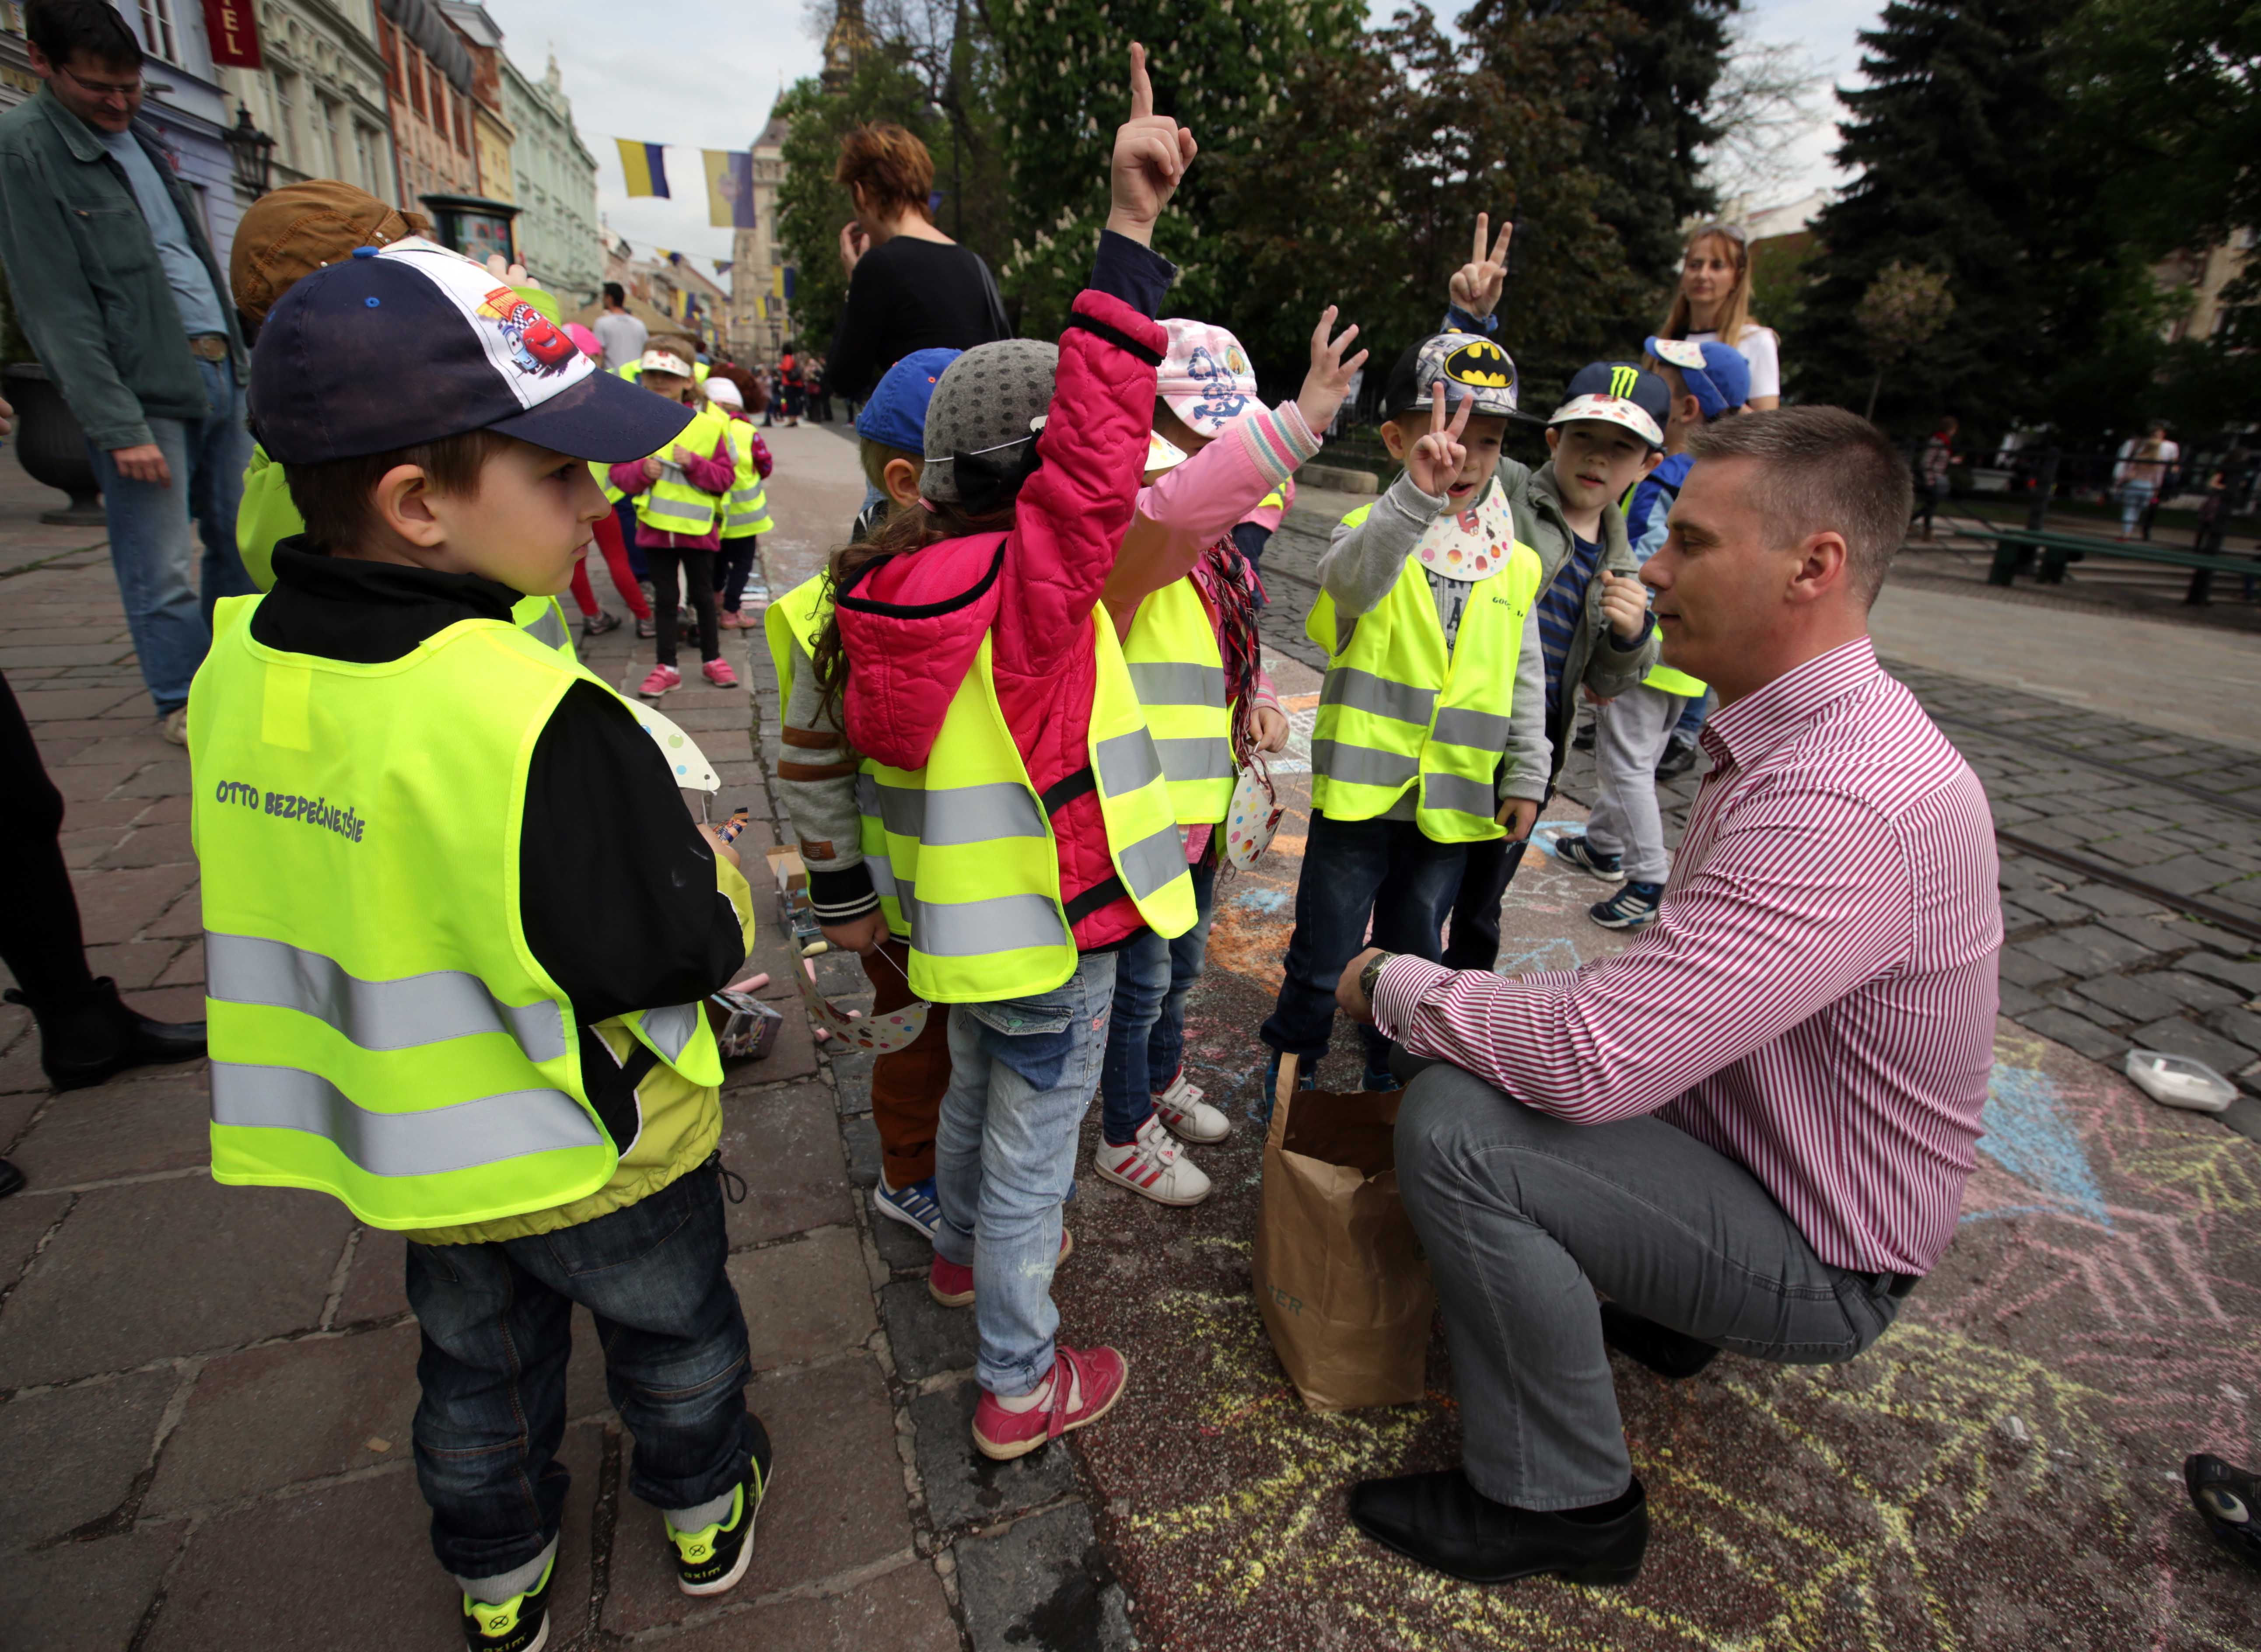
left=2115, top=438, right=2179, bottom=487
left=1687, top=323, right=1781, bottom=401
left=593, top=309, right=649, bottom=372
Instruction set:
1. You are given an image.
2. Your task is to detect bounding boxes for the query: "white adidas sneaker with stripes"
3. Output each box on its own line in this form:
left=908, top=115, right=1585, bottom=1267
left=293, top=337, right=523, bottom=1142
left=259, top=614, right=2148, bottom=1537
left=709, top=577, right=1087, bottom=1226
left=1095, top=1113, right=1213, bottom=1207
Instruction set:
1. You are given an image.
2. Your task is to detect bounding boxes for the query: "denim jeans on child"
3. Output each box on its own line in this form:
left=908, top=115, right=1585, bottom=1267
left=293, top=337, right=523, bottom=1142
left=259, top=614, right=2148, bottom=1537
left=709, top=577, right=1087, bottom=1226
left=934, top=952, right=1118, bottom=1396
left=85, top=357, right=255, bottom=714
left=404, top=1157, right=757, bottom=1581
left=1099, top=922, right=1173, bottom=1144
left=1260, top=812, right=1466, bottom=1068
left=1145, top=853, right=1218, bottom=1098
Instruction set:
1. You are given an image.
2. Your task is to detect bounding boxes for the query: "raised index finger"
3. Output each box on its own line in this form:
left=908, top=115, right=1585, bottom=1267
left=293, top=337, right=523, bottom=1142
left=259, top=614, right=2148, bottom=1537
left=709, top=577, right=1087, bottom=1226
left=1129, top=42, right=1153, bottom=120
left=1472, top=213, right=1489, bottom=268
left=1429, top=390, right=1448, bottom=437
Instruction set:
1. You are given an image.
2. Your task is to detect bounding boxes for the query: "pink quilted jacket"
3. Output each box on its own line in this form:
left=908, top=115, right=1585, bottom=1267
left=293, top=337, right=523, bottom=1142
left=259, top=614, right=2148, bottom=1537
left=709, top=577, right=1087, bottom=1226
left=835, top=290, right=1166, bottom=955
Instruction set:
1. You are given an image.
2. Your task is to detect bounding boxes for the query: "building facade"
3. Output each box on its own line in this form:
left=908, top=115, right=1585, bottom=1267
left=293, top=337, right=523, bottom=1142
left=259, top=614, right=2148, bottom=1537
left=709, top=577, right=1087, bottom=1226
left=374, top=0, right=475, bottom=210
left=434, top=3, right=509, bottom=204
left=728, top=114, right=791, bottom=363
left=499, top=53, right=597, bottom=305
left=215, top=0, right=396, bottom=206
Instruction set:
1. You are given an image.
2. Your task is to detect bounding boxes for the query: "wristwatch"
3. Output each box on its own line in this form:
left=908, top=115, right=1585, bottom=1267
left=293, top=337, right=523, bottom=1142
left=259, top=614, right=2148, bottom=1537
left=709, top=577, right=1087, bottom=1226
left=1359, top=951, right=1397, bottom=1000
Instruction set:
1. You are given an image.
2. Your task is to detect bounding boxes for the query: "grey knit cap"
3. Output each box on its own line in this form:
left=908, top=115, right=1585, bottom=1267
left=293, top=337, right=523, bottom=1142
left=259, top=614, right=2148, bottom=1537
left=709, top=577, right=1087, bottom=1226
left=919, top=339, right=1060, bottom=505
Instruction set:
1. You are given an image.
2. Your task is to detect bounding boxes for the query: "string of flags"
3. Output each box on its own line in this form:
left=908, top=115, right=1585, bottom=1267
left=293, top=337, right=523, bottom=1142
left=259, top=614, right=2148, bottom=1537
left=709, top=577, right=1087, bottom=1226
left=614, top=139, right=759, bottom=230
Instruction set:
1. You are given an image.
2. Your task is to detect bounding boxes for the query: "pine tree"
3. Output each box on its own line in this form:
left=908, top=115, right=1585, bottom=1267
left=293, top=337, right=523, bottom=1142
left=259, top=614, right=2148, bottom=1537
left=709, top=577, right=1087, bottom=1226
left=1786, top=0, right=2157, bottom=436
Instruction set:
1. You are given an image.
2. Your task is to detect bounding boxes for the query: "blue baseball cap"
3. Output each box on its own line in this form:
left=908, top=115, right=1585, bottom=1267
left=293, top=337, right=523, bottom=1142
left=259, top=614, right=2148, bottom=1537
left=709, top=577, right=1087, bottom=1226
left=251, top=238, right=693, bottom=465
left=856, top=348, right=962, bottom=452
left=1551, top=361, right=1670, bottom=449
left=1645, top=337, right=1751, bottom=421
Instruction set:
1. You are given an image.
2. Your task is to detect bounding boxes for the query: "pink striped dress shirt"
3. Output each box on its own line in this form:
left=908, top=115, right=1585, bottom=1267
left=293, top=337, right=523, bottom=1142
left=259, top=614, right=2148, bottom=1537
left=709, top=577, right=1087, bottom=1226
left=1372, top=637, right=2001, bottom=1275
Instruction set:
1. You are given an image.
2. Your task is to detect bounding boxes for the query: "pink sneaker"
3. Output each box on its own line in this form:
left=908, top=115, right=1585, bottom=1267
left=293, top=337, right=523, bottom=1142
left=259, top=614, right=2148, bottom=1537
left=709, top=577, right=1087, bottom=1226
left=716, top=609, right=746, bottom=630
left=702, top=657, right=740, bottom=687
left=638, top=664, right=681, bottom=699
left=971, top=1344, right=1129, bottom=1461
left=928, top=1228, right=1074, bottom=1309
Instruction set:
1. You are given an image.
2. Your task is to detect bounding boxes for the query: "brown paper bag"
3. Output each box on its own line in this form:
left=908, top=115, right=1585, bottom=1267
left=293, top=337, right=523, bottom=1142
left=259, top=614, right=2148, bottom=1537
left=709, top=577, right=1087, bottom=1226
left=1251, top=1053, right=1435, bottom=1411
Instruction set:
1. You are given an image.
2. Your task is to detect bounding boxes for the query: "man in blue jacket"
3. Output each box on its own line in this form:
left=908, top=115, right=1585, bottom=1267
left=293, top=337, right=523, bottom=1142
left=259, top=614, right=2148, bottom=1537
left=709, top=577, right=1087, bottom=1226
left=0, top=0, right=255, bottom=742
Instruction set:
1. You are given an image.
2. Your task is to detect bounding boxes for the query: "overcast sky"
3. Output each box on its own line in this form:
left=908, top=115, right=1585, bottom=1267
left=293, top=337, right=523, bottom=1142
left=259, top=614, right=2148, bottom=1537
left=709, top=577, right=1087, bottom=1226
left=477, top=0, right=1878, bottom=284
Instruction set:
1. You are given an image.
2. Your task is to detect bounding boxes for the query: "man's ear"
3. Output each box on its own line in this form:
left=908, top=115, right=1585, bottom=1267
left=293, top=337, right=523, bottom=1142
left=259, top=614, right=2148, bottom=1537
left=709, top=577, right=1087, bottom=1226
left=1786, top=529, right=1851, bottom=605
left=882, top=456, right=923, bottom=509
left=374, top=464, right=446, bottom=548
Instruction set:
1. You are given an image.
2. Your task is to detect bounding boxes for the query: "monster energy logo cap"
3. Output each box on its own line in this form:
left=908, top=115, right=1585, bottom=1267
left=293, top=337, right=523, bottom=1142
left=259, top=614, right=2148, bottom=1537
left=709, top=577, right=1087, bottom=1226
left=1548, top=359, right=1671, bottom=449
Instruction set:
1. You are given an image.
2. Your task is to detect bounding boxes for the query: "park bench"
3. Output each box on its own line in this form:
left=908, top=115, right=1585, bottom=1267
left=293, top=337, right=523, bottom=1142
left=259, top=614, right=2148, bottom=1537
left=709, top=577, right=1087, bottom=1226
left=1975, top=525, right=2256, bottom=604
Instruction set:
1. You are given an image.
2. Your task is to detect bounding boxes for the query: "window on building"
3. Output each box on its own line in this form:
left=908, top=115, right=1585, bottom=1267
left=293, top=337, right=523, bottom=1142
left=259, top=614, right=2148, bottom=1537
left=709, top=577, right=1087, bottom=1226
left=136, top=0, right=178, bottom=63
left=354, top=123, right=380, bottom=193
left=429, top=64, right=448, bottom=134
left=453, top=93, right=470, bottom=154
left=407, top=45, right=427, bottom=120
left=272, top=68, right=300, bottom=172
left=321, top=97, right=346, bottom=182
left=377, top=18, right=402, bottom=98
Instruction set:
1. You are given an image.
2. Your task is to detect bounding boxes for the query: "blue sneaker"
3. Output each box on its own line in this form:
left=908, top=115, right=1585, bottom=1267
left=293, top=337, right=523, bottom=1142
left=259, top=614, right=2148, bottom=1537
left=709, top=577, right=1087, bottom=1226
left=1360, top=1066, right=1401, bottom=1094
left=1554, top=834, right=1623, bottom=882
left=1256, top=1049, right=1318, bottom=1122
left=872, top=1175, right=942, bottom=1240
left=1590, top=882, right=1664, bottom=930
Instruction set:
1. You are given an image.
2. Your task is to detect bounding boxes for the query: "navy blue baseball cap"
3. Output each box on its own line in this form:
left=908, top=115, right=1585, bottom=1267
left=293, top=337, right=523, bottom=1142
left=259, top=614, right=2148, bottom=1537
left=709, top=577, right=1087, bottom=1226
left=1645, top=336, right=1751, bottom=420
left=251, top=238, right=693, bottom=464
left=855, top=347, right=961, bottom=452
left=1550, top=361, right=1671, bottom=449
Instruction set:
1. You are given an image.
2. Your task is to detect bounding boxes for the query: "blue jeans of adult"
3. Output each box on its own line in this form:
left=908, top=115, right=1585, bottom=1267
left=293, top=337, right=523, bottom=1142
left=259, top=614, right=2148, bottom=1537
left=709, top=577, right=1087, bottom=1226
left=404, top=1157, right=756, bottom=1581
left=2119, top=479, right=2156, bottom=536
left=934, top=952, right=1118, bottom=1396
left=86, top=357, right=254, bottom=714
left=1260, top=810, right=1466, bottom=1071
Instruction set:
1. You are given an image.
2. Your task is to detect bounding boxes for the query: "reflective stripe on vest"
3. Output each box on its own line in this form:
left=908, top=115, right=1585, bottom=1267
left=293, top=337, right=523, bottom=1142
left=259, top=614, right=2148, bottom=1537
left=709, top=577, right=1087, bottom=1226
left=1304, top=522, right=1543, bottom=843
left=513, top=595, right=573, bottom=656
left=857, top=624, right=1194, bottom=1003
left=189, top=598, right=726, bottom=1229
left=1123, top=578, right=1235, bottom=825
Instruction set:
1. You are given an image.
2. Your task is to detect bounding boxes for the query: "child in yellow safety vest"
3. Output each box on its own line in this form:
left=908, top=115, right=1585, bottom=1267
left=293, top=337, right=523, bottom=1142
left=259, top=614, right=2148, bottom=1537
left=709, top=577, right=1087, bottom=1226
left=699, top=371, right=776, bottom=630
left=1550, top=336, right=1748, bottom=931
left=1084, top=311, right=1362, bottom=1208
left=189, top=239, right=770, bottom=1646
left=612, top=346, right=739, bottom=696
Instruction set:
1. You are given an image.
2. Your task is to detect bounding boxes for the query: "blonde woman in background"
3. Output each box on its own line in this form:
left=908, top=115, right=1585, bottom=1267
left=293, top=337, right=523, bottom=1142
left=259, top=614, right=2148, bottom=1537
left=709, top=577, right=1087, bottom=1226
left=1657, top=223, right=1782, bottom=411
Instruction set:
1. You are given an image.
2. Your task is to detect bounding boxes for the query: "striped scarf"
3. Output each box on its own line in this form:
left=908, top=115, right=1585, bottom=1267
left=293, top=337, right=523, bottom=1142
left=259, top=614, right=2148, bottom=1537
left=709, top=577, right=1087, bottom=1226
left=1192, top=536, right=1267, bottom=778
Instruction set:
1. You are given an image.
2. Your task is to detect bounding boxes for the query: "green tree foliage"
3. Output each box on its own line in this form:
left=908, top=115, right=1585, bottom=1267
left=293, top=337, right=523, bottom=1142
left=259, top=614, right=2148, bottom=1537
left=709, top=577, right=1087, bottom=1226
left=1854, top=259, right=1954, bottom=417
left=983, top=0, right=1368, bottom=337
left=1205, top=3, right=1653, bottom=411
left=2061, top=0, right=2261, bottom=263
left=1467, top=0, right=1735, bottom=285
left=1786, top=0, right=2164, bottom=439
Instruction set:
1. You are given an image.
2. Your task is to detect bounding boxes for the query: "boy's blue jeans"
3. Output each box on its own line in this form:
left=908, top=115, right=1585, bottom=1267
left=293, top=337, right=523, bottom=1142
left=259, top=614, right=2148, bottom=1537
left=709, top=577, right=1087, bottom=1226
left=1260, top=812, right=1466, bottom=1069
left=1101, top=855, right=1218, bottom=1144
left=404, top=1157, right=756, bottom=1581
left=934, top=953, right=1118, bottom=1396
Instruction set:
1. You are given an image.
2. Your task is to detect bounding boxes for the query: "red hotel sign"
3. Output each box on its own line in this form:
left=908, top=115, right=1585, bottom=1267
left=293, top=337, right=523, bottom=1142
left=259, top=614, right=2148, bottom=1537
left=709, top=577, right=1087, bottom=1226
left=203, top=0, right=263, bottom=68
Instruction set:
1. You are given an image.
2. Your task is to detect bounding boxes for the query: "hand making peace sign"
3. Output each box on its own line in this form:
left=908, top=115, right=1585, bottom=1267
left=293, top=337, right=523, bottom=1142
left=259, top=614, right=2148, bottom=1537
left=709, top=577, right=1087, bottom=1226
left=1405, top=387, right=1475, bottom=497
left=1448, top=213, right=1515, bottom=322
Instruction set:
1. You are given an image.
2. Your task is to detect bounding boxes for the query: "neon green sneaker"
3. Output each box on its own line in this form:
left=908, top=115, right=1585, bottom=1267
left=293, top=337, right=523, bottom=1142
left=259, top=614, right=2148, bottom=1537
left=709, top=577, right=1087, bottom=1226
left=666, top=1421, right=774, bottom=1598
left=461, top=1553, right=553, bottom=1652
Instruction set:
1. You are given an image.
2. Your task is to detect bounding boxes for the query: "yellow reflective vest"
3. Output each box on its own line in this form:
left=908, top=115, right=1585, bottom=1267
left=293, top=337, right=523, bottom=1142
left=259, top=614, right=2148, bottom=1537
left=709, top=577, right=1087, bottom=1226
left=859, top=622, right=1196, bottom=1002
left=1122, top=578, right=1236, bottom=826
left=1305, top=505, right=1544, bottom=843
left=188, top=597, right=724, bottom=1230
left=631, top=405, right=735, bottom=539
left=719, top=417, right=775, bottom=538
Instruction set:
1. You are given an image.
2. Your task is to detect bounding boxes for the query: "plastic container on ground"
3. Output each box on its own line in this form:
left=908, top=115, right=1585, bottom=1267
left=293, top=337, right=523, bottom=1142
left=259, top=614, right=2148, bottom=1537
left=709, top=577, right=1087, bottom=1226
left=2124, top=1050, right=2238, bottom=1114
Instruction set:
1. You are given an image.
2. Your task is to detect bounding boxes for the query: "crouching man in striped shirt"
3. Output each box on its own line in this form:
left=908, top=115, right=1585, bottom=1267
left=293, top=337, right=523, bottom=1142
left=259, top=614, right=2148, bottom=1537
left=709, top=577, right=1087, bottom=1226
left=1336, top=406, right=2001, bottom=1588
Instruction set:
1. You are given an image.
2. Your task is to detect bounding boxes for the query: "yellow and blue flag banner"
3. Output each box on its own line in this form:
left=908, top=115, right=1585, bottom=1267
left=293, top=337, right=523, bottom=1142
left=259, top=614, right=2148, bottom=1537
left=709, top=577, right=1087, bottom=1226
left=616, top=139, right=669, bottom=199
left=703, top=150, right=757, bottom=230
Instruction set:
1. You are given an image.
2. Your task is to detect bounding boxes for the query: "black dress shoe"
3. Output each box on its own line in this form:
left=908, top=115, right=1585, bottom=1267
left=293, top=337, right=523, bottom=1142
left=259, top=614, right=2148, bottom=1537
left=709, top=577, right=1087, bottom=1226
left=5, top=978, right=207, bottom=1092
left=1348, top=1468, right=1646, bottom=1586
left=2187, top=1453, right=2261, bottom=1570
left=1600, top=1302, right=1718, bottom=1379
left=1655, top=734, right=1700, bottom=780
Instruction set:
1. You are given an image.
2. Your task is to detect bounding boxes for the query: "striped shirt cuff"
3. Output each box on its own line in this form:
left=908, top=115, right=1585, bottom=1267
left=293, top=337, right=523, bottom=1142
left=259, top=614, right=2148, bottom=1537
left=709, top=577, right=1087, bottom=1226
left=1235, top=401, right=1324, bottom=491
left=1369, top=953, right=1456, bottom=1044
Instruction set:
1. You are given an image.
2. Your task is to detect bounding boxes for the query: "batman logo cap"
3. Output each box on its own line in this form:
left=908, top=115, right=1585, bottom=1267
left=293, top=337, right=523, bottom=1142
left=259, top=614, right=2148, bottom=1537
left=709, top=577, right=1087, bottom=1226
left=1382, top=332, right=1520, bottom=421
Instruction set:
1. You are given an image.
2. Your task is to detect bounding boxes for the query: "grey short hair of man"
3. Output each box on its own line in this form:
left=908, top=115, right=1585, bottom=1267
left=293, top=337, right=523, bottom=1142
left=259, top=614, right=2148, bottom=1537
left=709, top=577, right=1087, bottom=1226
left=1686, top=406, right=1913, bottom=607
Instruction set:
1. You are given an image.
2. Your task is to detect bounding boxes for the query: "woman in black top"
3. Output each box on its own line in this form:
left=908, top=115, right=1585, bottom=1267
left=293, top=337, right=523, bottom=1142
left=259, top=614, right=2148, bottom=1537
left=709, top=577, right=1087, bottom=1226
left=829, top=122, right=1011, bottom=402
